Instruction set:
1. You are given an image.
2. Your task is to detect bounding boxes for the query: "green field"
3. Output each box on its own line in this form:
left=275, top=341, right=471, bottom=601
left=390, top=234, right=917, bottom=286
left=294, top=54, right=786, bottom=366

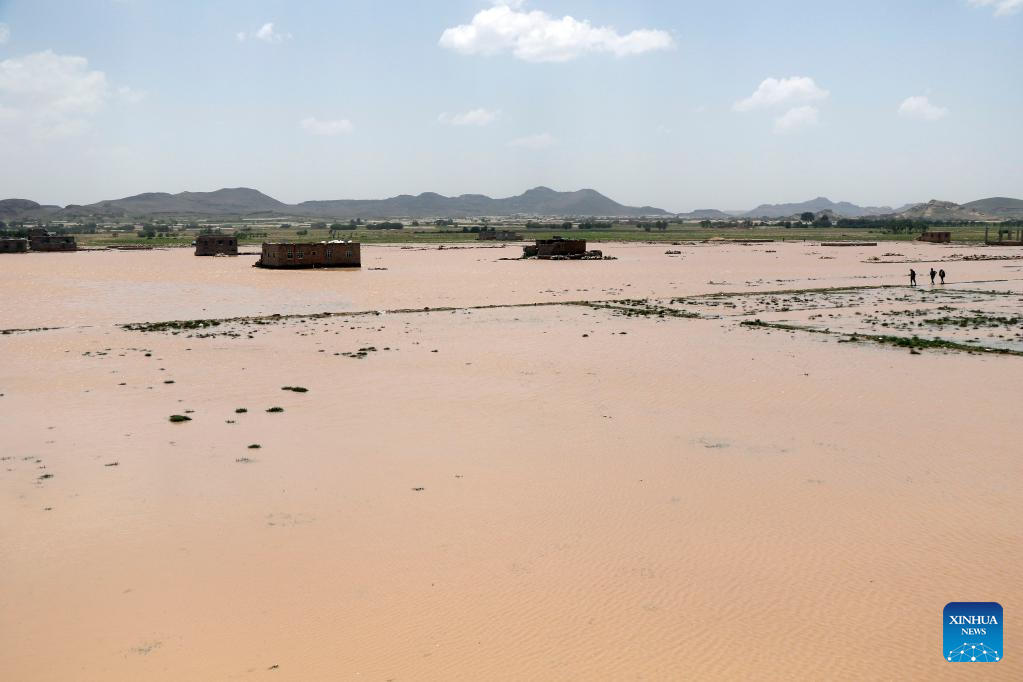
left=73, top=222, right=999, bottom=248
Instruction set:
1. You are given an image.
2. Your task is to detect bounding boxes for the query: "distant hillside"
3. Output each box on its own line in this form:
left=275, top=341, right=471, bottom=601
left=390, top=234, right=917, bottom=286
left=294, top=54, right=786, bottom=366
left=896, top=200, right=997, bottom=221
left=295, top=186, right=667, bottom=219
left=677, top=209, right=734, bottom=220
left=960, top=197, right=1023, bottom=219
left=743, top=197, right=893, bottom=219
left=0, top=199, right=61, bottom=221
left=66, top=188, right=290, bottom=219
left=8, top=186, right=667, bottom=220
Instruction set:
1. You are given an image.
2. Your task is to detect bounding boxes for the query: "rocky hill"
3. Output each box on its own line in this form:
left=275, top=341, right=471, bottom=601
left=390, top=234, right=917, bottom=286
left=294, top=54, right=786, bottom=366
left=0, top=186, right=667, bottom=220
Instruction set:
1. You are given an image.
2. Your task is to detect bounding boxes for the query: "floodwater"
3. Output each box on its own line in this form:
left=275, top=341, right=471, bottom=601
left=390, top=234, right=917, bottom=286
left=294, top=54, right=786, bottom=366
left=1, top=242, right=1021, bottom=680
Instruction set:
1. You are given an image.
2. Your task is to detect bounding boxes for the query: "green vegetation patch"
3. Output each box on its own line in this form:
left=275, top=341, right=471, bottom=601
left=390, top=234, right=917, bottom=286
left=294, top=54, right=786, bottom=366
left=741, top=319, right=1023, bottom=356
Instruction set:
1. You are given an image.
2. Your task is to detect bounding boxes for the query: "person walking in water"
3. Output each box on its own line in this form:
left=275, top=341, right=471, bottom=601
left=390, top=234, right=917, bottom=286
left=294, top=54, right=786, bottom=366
left=939, top=268, right=946, bottom=284
left=929, top=268, right=937, bottom=285
left=909, top=268, right=917, bottom=286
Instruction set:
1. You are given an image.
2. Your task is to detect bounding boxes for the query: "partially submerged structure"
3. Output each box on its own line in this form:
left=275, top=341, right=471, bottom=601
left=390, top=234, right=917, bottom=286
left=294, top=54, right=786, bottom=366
left=256, top=241, right=361, bottom=268
left=27, top=229, right=76, bottom=252
left=521, top=236, right=605, bottom=260
left=0, top=238, right=29, bottom=254
left=478, top=229, right=523, bottom=241
left=195, top=234, right=238, bottom=256
left=985, top=227, right=1023, bottom=246
left=918, top=231, right=951, bottom=244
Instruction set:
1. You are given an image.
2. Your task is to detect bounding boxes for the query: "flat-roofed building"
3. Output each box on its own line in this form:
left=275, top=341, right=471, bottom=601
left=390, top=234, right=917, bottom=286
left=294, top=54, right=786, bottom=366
left=0, top=238, right=29, bottom=253
left=28, top=233, right=77, bottom=251
left=256, top=241, right=361, bottom=268
left=195, top=234, right=238, bottom=256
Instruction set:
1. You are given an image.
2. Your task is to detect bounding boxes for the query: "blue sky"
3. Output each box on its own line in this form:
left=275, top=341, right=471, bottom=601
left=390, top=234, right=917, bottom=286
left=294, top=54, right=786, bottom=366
left=0, top=0, right=1020, bottom=211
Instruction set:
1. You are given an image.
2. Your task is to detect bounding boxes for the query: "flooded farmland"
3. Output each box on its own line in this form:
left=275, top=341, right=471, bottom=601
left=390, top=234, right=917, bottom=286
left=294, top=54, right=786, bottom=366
left=1, top=241, right=1021, bottom=680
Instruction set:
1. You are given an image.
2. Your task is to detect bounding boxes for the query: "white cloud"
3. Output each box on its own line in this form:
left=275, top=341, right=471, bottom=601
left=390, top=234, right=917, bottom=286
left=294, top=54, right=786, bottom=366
left=438, top=108, right=500, bottom=126
left=117, top=85, right=146, bottom=104
left=734, top=77, right=829, bottom=112
left=237, top=22, right=291, bottom=44
left=300, top=116, right=354, bottom=136
left=0, top=23, right=10, bottom=45
left=968, top=0, right=1023, bottom=16
left=898, top=95, right=948, bottom=121
left=774, top=105, right=820, bottom=133
left=439, top=1, right=673, bottom=63
left=508, top=132, right=555, bottom=149
left=0, top=50, right=111, bottom=138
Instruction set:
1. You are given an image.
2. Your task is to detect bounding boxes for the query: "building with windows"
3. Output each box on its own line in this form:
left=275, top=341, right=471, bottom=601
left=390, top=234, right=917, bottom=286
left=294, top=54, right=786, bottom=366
left=27, top=229, right=76, bottom=252
left=255, top=241, right=361, bottom=268
left=195, top=234, right=239, bottom=256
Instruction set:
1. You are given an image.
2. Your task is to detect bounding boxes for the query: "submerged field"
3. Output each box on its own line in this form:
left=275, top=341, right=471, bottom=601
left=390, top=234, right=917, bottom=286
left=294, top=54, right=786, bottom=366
left=1, top=241, right=1020, bottom=680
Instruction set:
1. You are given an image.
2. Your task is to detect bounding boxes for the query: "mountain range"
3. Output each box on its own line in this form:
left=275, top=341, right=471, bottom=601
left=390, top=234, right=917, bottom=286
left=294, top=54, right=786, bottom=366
left=677, top=196, right=1023, bottom=221
left=0, top=187, right=669, bottom=221
left=738, top=196, right=897, bottom=219
left=2, top=189, right=1022, bottom=222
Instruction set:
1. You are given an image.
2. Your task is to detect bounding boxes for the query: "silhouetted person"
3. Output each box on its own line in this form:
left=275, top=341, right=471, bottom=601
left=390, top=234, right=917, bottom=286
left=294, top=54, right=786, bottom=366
left=939, top=269, right=946, bottom=284
left=930, top=268, right=937, bottom=285
left=909, top=268, right=917, bottom=286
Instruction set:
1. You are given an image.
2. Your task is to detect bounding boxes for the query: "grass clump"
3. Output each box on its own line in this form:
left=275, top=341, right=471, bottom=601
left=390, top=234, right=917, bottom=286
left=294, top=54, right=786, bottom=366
left=266, top=407, right=284, bottom=413
left=168, top=414, right=192, bottom=423
left=235, top=408, right=248, bottom=414
left=282, top=386, right=309, bottom=393
left=248, top=444, right=261, bottom=449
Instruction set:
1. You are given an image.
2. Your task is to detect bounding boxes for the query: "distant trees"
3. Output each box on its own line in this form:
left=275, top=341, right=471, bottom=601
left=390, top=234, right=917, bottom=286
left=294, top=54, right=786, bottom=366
left=329, top=222, right=355, bottom=238
left=638, top=220, right=669, bottom=232
left=525, top=221, right=571, bottom=231
left=800, top=212, right=815, bottom=223
left=814, top=214, right=832, bottom=227
left=434, top=219, right=455, bottom=226
left=366, top=221, right=404, bottom=230
left=836, top=218, right=929, bottom=234
left=577, top=220, right=615, bottom=230
left=310, top=222, right=327, bottom=230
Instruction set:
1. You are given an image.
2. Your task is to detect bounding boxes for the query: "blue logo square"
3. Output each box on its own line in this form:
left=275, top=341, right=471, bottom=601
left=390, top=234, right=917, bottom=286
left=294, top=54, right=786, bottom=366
left=944, top=602, right=1002, bottom=662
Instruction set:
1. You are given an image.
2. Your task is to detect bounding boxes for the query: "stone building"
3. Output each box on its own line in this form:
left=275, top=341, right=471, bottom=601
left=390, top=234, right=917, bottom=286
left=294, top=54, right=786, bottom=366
left=0, top=238, right=29, bottom=253
left=195, top=234, right=238, bottom=256
left=28, top=232, right=77, bottom=251
left=255, top=241, right=361, bottom=268
left=523, top=236, right=589, bottom=259
left=917, top=231, right=951, bottom=244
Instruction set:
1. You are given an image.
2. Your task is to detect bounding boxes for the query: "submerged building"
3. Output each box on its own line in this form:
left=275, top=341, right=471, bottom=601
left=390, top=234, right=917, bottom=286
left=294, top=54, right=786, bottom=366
left=195, top=234, right=238, bottom=256
left=0, top=238, right=29, bottom=253
left=917, top=231, right=951, bottom=244
left=255, top=241, right=361, bottom=268
left=27, top=229, right=76, bottom=252
left=523, top=236, right=591, bottom=259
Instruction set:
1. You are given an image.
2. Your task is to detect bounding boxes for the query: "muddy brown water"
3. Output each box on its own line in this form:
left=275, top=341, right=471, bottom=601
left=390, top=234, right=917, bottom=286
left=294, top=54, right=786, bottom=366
left=1, top=242, right=1020, bottom=680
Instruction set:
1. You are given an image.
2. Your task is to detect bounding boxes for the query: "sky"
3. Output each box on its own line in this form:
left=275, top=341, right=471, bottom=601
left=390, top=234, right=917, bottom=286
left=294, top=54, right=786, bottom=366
left=0, top=0, right=1020, bottom=212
